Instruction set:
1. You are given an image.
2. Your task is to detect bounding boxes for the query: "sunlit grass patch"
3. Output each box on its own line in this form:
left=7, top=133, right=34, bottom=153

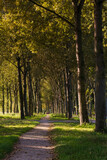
left=25, top=113, right=46, bottom=120
left=0, top=114, right=40, bottom=160
left=0, top=113, right=20, bottom=119
left=51, top=122, right=107, bottom=160
left=50, top=114, right=68, bottom=120
left=50, top=113, right=80, bottom=121
left=0, top=113, right=46, bottom=120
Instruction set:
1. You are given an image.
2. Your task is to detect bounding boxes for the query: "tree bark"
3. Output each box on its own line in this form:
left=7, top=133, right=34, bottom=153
left=76, top=83, right=79, bottom=115
left=34, top=83, right=38, bottom=113
left=2, top=83, right=5, bottom=114
left=14, top=83, right=18, bottom=113
left=23, top=61, right=28, bottom=116
left=9, top=85, right=12, bottom=113
left=28, top=63, right=33, bottom=116
left=67, top=69, right=73, bottom=119
left=74, top=4, right=89, bottom=124
left=52, top=99, right=54, bottom=113
left=17, top=57, right=24, bottom=119
left=64, top=70, right=68, bottom=118
left=94, top=0, right=106, bottom=131
left=34, top=89, right=37, bottom=113
left=37, top=80, right=42, bottom=113
left=6, top=83, right=9, bottom=113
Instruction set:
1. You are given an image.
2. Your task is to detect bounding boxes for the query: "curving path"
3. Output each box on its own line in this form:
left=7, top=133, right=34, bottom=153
left=4, top=115, right=54, bottom=160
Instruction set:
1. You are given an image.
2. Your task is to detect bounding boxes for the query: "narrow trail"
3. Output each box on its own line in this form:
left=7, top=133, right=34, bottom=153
left=4, top=115, right=54, bottom=160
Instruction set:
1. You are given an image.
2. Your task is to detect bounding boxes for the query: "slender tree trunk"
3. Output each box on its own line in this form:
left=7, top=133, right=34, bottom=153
left=76, top=83, right=79, bottom=115
left=59, top=81, right=64, bottom=115
left=52, top=99, right=54, bottom=113
left=34, top=89, right=37, bottom=113
left=6, top=83, right=9, bottom=113
left=9, top=86, right=12, bottom=113
left=28, top=64, right=33, bottom=116
left=14, top=83, right=18, bottom=113
left=34, top=82, right=38, bottom=113
left=37, top=80, right=42, bottom=113
left=64, top=70, right=68, bottom=118
left=74, top=5, right=89, bottom=124
left=67, top=69, right=73, bottom=119
left=14, top=88, right=16, bottom=113
left=56, top=97, right=59, bottom=113
left=17, top=57, right=24, bottom=119
left=94, top=0, right=106, bottom=131
left=2, top=83, right=5, bottom=114
left=16, top=94, right=19, bottom=113
left=24, top=72, right=28, bottom=116
left=32, top=81, right=36, bottom=113
left=23, top=62, right=28, bottom=116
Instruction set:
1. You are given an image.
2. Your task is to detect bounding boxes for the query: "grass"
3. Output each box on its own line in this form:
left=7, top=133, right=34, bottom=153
left=50, top=114, right=69, bottom=120
left=50, top=122, right=107, bottom=160
left=0, top=113, right=45, bottom=160
left=50, top=113, right=97, bottom=122
left=50, top=113, right=80, bottom=121
left=0, top=113, right=46, bottom=120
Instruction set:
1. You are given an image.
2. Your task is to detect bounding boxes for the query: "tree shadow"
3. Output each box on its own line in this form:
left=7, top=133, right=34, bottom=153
left=52, top=125, right=107, bottom=160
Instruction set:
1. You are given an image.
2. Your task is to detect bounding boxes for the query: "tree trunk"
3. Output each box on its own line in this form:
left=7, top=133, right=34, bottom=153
left=9, top=86, right=12, bottom=113
left=76, top=83, right=79, bottom=115
left=74, top=5, right=89, bottom=124
left=37, top=80, right=42, bottom=113
left=59, top=80, right=64, bottom=115
left=17, top=57, right=24, bottom=119
left=94, top=0, right=106, bottom=131
left=2, top=83, right=5, bottom=114
left=64, top=70, right=68, bottom=118
left=23, top=62, right=28, bottom=116
left=28, top=64, right=33, bottom=116
left=34, top=89, right=37, bottom=113
left=14, top=83, right=18, bottom=113
left=6, top=83, right=9, bottom=113
left=52, top=99, right=54, bottom=113
left=67, top=69, right=73, bottom=119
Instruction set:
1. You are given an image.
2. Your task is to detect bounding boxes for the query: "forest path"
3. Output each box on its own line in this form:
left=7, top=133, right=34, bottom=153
left=4, top=115, right=54, bottom=160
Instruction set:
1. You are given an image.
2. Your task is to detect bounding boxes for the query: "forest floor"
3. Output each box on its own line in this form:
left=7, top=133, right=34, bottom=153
left=3, top=115, right=55, bottom=160
left=50, top=121, right=107, bottom=160
left=2, top=114, right=106, bottom=160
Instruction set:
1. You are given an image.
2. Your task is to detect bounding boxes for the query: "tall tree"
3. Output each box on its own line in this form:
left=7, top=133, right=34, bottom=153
left=94, top=0, right=106, bottom=132
left=17, top=57, right=24, bottom=119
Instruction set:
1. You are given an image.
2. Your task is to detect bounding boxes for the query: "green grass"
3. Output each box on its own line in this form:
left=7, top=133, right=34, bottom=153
left=0, top=113, right=46, bottom=160
left=50, top=114, right=68, bottom=120
left=50, top=113, right=97, bottom=122
left=50, top=122, right=107, bottom=160
left=0, top=113, right=46, bottom=120
left=50, top=113, right=80, bottom=121
left=25, top=113, right=46, bottom=120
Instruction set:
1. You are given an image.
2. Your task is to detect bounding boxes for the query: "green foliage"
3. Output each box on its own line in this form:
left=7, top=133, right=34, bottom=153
left=51, top=122, right=107, bottom=160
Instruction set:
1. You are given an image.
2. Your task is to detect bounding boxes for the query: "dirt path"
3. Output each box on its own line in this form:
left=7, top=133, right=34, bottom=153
left=4, top=115, right=54, bottom=160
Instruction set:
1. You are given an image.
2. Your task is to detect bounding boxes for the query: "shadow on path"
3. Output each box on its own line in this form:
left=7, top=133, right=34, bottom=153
left=4, top=115, right=54, bottom=160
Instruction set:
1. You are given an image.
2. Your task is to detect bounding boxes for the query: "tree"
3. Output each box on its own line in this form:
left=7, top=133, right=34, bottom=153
left=94, top=0, right=106, bottom=132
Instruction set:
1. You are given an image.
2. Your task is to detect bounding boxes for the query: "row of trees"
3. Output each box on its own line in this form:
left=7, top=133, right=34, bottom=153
left=0, top=59, right=43, bottom=117
left=0, top=0, right=106, bottom=132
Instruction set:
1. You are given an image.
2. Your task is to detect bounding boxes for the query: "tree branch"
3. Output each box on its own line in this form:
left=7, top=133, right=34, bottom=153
left=29, top=0, right=75, bottom=28
left=6, top=58, right=24, bottom=74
